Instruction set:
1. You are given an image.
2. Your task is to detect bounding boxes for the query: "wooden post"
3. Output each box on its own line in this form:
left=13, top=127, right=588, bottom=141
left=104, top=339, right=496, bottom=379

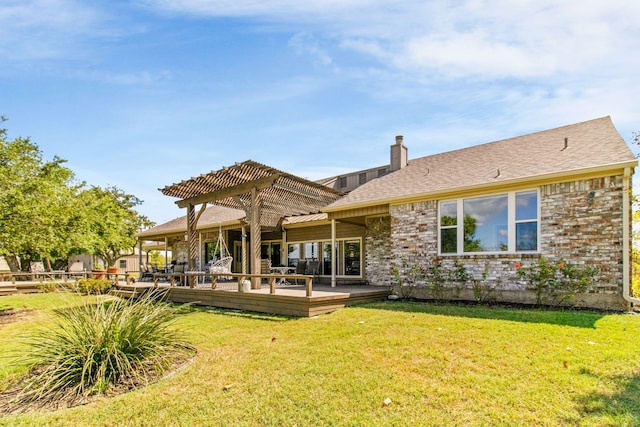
left=331, top=218, right=337, bottom=288
left=138, top=240, right=143, bottom=276
left=250, top=187, right=262, bottom=289
left=186, top=203, right=198, bottom=288
left=306, top=277, right=313, bottom=297
left=241, top=224, right=247, bottom=274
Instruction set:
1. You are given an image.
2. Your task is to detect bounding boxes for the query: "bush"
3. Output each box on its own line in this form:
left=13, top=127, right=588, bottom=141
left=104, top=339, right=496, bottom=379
left=516, top=257, right=599, bottom=307
left=632, top=274, right=640, bottom=298
left=391, top=257, right=468, bottom=302
left=75, top=278, right=113, bottom=295
left=36, top=282, right=69, bottom=293
left=5, top=290, right=195, bottom=411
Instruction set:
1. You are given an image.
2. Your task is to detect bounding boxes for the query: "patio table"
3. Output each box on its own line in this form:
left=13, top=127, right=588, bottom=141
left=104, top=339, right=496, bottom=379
left=270, top=266, right=295, bottom=285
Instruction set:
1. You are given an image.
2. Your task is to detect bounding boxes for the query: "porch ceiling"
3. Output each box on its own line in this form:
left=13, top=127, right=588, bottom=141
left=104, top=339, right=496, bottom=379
left=160, top=160, right=343, bottom=226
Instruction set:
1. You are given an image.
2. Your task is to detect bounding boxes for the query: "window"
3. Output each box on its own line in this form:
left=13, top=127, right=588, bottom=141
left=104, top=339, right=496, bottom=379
left=343, top=240, right=361, bottom=276
left=339, top=176, right=347, bottom=188
left=261, top=242, right=282, bottom=266
left=378, top=168, right=387, bottom=178
left=515, top=191, right=538, bottom=251
left=359, top=173, right=367, bottom=185
left=119, top=260, right=127, bottom=269
left=439, top=190, right=538, bottom=254
left=288, top=239, right=362, bottom=276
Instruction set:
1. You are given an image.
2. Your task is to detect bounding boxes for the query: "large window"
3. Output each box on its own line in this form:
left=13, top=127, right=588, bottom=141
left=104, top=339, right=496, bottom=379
left=439, top=190, right=538, bottom=254
left=287, top=239, right=362, bottom=276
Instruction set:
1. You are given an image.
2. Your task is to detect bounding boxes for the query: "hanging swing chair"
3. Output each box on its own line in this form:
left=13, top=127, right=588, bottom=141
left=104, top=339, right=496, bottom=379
left=207, top=226, right=233, bottom=278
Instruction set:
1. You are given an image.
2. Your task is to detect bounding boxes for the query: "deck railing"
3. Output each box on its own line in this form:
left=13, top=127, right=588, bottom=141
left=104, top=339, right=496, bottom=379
left=5, top=271, right=135, bottom=285
left=151, top=272, right=314, bottom=297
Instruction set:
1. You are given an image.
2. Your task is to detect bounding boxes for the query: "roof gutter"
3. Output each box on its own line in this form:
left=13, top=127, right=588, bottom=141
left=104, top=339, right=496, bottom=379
left=622, top=166, right=640, bottom=308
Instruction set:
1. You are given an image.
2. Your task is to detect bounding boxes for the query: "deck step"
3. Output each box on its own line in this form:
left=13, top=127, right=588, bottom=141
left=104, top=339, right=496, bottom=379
left=0, top=287, right=18, bottom=296
left=109, top=289, right=138, bottom=299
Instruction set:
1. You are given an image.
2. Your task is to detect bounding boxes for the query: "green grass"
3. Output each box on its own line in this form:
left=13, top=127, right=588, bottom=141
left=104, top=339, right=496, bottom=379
left=1, top=294, right=639, bottom=426
left=1, top=291, right=194, bottom=411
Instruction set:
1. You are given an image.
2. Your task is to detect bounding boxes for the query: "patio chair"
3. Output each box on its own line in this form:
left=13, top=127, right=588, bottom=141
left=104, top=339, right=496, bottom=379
left=209, top=256, right=233, bottom=282
left=307, top=260, right=320, bottom=278
left=30, top=261, right=45, bottom=273
left=29, top=261, right=46, bottom=280
left=139, top=263, right=153, bottom=282
left=173, top=263, right=186, bottom=285
left=294, top=260, right=307, bottom=285
left=210, top=256, right=233, bottom=275
left=260, top=259, right=272, bottom=274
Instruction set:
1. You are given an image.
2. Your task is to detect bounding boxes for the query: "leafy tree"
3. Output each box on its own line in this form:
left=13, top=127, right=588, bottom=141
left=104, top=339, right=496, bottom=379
left=0, top=117, right=154, bottom=270
left=462, top=214, right=483, bottom=252
left=440, top=214, right=482, bottom=253
left=0, top=117, right=83, bottom=269
left=79, top=186, right=154, bottom=269
left=149, top=250, right=168, bottom=267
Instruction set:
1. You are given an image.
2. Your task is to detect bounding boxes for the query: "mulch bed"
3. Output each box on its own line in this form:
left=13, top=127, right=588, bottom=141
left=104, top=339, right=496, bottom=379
left=0, top=351, right=196, bottom=415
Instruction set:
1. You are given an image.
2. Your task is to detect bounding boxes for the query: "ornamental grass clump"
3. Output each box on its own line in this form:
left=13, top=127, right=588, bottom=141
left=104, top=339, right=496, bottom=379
left=4, top=290, right=194, bottom=412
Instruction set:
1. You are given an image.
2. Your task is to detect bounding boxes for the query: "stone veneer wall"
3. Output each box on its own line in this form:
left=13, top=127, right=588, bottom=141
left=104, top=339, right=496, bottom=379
left=364, top=175, right=629, bottom=310
left=365, top=216, right=393, bottom=287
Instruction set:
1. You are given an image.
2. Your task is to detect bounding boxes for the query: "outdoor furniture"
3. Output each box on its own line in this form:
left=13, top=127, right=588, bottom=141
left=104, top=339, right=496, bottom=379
left=210, top=256, right=233, bottom=276
left=307, top=260, right=320, bottom=278
left=173, top=263, right=186, bottom=286
left=139, top=264, right=154, bottom=282
left=294, top=260, right=307, bottom=285
left=270, top=265, right=295, bottom=285
left=260, top=259, right=271, bottom=274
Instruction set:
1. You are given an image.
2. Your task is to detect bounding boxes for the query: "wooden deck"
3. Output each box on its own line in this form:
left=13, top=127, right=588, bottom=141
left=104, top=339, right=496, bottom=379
left=115, top=282, right=390, bottom=317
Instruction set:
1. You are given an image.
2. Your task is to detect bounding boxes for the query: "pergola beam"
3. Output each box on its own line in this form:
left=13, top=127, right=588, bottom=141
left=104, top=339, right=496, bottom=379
left=176, top=174, right=280, bottom=208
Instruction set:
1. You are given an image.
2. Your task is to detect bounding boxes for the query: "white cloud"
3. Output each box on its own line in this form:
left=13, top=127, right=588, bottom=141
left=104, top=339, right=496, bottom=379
left=76, top=69, right=174, bottom=86
left=288, top=32, right=335, bottom=68
left=0, top=0, right=103, bottom=60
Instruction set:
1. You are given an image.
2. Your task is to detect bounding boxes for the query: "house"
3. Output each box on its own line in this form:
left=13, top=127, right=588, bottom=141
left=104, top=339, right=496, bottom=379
left=138, top=116, right=638, bottom=310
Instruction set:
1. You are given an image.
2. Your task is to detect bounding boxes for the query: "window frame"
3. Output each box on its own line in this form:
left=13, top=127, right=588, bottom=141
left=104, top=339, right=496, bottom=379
left=287, top=237, right=363, bottom=277
left=438, top=189, right=540, bottom=255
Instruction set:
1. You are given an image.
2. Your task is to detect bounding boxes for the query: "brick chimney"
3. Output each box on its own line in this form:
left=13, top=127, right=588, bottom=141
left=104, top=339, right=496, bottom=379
left=390, top=135, right=408, bottom=171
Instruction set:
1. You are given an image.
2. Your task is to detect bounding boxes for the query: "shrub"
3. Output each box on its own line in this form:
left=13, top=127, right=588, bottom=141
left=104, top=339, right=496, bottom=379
left=5, top=290, right=195, bottom=410
left=36, top=282, right=69, bottom=293
left=75, top=278, right=113, bottom=295
left=516, top=257, right=599, bottom=307
left=392, top=257, right=468, bottom=302
left=471, top=267, right=501, bottom=304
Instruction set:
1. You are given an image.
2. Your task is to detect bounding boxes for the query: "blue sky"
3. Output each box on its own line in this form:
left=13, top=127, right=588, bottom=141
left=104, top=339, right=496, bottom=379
left=1, top=0, right=639, bottom=225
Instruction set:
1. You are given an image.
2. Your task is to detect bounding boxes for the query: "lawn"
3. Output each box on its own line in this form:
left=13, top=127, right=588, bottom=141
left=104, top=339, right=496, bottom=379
left=1, top=293, right=639, bottom=426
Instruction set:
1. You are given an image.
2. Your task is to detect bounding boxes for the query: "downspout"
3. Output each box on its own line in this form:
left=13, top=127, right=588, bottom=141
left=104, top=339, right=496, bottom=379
left=622, top=167, right=640, bottom=307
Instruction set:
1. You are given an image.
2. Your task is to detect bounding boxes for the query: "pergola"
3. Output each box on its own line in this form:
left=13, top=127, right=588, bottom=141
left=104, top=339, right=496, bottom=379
left=160, top=160, right=343, bottom=287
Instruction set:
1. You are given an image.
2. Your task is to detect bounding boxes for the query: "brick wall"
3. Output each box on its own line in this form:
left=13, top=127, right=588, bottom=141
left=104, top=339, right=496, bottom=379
left=364, top=175, right=629, bottom=310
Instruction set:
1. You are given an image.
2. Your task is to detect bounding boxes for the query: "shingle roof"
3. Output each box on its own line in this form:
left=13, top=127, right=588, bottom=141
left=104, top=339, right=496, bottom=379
left=324, top=116, right=637, bottom=211
left=137, top=205, right=246, bottom=239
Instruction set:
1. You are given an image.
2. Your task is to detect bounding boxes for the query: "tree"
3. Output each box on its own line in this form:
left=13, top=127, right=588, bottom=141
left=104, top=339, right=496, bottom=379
left=0, top=117, right=154, bottom=270
left=80, top=186, right=154, bottom=268
left=0, top=117, right=84, bottom=269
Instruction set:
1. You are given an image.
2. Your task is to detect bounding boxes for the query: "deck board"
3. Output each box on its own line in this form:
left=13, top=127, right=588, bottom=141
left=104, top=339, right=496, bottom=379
left=120, top=283, right=389, bottom=317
